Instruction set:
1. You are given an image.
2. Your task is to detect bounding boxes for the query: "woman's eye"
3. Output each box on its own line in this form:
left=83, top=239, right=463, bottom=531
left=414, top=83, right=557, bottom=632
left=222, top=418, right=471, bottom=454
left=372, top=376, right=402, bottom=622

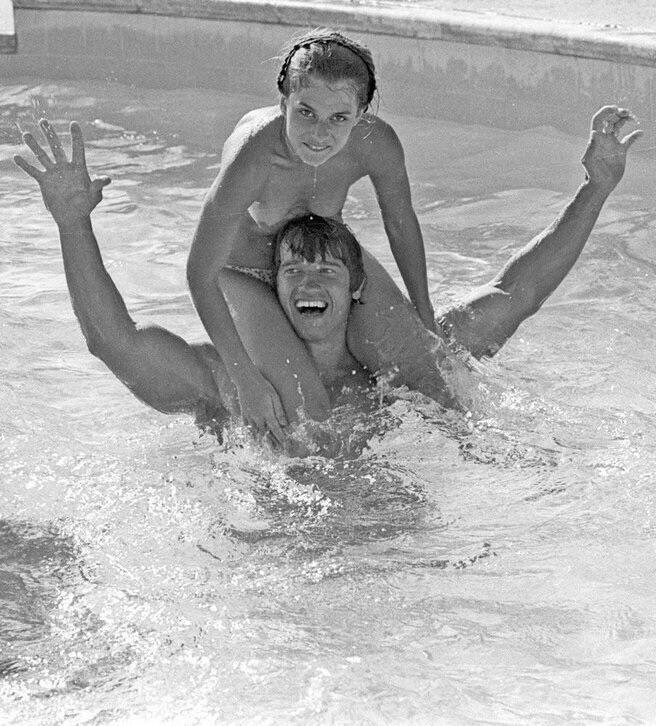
left=298, top=108, right=313, bottom=118
left=332, top=115, right=347, bottom=123
left=319, top=267, right=336, bottom=276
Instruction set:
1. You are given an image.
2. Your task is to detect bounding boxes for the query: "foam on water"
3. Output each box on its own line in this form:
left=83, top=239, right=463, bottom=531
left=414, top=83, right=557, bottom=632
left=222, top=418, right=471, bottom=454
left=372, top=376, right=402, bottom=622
left=2, top=82, right=656, bottom=723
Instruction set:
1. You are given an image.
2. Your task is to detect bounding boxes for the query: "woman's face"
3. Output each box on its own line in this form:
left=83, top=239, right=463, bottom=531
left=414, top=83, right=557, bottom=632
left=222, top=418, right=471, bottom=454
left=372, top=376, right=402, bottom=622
left=281, top=76, right=363, bottom=167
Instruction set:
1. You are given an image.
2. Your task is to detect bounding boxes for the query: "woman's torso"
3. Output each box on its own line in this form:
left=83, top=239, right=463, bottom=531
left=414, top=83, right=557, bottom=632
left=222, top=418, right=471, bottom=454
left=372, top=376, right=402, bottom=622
left=222, top=107, right=375, bottom=268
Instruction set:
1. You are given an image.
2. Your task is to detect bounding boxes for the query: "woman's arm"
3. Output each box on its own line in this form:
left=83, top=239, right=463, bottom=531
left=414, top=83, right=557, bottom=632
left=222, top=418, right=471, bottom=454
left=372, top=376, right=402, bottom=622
left=15, top=120, right=227, bottom=419
left=367, top=121, right=437, bottom=332
left=186, top=130, right=288, bottom=443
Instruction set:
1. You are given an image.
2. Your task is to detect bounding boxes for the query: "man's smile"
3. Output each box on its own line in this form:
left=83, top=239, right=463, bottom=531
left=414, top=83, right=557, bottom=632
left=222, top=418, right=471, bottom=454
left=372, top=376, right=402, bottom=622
left=295, top=298, right=329, bottom=315
left=276, top=245, right=354, bottom=344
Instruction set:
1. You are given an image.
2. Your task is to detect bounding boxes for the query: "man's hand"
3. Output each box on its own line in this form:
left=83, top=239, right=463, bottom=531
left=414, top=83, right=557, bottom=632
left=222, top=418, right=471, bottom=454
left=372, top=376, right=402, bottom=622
left=14, top=119, right=111, bottom=227
left=581, top=106, right=642, bottom=193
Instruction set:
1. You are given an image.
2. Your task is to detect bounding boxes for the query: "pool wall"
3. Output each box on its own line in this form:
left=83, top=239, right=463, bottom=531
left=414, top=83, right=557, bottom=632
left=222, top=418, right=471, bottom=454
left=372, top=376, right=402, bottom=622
left=0, top=0, right=15, bottom=52
left=1, top=1, right=655, bottom=136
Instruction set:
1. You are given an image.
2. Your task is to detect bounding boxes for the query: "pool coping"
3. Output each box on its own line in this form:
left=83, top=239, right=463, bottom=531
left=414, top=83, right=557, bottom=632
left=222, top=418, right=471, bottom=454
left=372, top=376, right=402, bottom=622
left=0, top=0, right=15, bottom=52
left=10, top=0, right=656, bottom=68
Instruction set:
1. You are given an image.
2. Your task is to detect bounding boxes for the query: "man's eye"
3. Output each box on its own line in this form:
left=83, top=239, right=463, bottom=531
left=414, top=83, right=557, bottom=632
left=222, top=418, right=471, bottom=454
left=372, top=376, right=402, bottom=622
left=284, top=267, right=300, bottom=275
left=332, top=115, right=348, bottom=123
left=319, top=267, right=336, bottom=275
left=298, top=108, right=313, bottom=118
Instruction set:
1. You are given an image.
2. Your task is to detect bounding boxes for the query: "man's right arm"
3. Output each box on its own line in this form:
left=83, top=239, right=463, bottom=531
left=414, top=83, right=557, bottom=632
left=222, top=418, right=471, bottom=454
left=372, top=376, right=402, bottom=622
left=15, top=120, right=228, bottom=419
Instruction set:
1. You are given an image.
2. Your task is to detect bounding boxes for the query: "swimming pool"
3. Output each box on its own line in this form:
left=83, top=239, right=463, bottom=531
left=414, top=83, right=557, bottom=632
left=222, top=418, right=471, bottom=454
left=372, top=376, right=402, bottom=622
left=2, top=7, right=656, bottom=725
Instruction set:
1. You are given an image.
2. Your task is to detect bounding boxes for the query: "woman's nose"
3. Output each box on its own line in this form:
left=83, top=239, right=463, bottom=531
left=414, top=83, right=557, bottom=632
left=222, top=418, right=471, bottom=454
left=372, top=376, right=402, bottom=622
left=314, top=120, right=330, bottom=139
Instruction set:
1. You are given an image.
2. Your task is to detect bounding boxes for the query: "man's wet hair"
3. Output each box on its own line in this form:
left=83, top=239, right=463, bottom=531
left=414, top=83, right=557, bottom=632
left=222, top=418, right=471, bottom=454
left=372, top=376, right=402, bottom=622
left=273, top=214, right=365, bottom=294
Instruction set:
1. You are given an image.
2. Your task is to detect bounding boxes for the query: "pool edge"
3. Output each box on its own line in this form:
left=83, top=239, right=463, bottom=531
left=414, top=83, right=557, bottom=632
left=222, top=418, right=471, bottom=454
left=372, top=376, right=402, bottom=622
left=12, top=0, right=656, bottom=69
left=0, top=0, right=16, bottom=53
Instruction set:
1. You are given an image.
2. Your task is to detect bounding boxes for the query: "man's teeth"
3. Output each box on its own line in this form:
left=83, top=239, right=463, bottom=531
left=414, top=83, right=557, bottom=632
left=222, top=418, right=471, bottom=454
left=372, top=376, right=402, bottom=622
left=295, top=300, right=328, bottom=313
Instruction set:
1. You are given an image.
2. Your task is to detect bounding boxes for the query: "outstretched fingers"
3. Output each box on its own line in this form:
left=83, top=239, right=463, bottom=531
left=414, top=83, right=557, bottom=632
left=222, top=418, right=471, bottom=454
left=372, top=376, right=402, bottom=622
left=15, top=119, right=74, bottom=177
left=39, top=119, right=68, bottom=163
left=68, top=122, right=111, bottom=191
left=21, top=130, right=54, bottom=171
left=70, top=121, right=87, bottom=168
left=13, top=153, right=43, bottom=180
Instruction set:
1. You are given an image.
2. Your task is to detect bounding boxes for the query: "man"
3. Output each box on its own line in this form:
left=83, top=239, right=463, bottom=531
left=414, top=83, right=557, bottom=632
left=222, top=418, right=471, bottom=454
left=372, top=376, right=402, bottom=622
left=14, top=107, right=640, bottom=445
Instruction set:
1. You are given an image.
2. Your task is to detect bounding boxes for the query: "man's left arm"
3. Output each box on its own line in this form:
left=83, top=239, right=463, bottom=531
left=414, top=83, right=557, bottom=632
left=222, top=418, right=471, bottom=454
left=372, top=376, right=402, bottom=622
left=439, top=106, right=642, bottom=359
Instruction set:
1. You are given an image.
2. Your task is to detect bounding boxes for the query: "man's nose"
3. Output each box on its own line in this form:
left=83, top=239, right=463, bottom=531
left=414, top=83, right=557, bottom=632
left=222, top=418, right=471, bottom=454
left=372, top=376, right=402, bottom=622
left=299, top=273, right=322, bottom=289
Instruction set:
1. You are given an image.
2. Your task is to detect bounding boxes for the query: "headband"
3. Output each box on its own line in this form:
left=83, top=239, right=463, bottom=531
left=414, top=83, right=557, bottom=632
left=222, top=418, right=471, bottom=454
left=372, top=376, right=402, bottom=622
left=276, top=34, right=376, bottom=107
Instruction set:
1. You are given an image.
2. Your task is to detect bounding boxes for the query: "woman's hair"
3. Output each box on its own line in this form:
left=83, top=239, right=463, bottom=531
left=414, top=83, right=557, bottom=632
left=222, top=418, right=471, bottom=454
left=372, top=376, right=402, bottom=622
left=273, top=214, right=366, bottom=294
left=277, top=29, right=377, bottom=111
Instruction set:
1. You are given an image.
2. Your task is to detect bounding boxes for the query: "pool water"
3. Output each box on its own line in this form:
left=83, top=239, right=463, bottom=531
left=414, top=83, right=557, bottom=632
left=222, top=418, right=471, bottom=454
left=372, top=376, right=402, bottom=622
left=2, top=80, right=656, bottom=724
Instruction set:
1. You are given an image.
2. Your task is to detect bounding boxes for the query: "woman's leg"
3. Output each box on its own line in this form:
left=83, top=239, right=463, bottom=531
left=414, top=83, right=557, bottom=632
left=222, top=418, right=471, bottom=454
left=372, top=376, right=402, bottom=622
left=219, top=268, right=331, bottom=422
left=347, top=250, right=454, bottom=405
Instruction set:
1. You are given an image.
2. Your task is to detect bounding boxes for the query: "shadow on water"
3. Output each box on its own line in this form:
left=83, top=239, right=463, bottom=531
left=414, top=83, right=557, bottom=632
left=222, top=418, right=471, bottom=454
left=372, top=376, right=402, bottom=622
left=0, top=519, right=78, bottom=677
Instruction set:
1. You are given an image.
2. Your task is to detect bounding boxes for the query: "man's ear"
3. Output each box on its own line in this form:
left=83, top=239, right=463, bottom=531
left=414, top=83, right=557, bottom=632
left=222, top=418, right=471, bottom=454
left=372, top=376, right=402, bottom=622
left=352, top=274, right=367, bottom=303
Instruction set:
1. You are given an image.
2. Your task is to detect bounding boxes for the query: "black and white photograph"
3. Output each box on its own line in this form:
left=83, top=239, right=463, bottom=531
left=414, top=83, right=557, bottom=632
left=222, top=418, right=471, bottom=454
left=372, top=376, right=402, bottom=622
left=1, top=0, right=655, bottom=722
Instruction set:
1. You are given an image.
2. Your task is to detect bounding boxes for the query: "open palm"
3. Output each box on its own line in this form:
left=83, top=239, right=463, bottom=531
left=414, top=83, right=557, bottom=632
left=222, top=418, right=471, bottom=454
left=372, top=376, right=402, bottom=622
left=14, top=119, right=110, bottom=226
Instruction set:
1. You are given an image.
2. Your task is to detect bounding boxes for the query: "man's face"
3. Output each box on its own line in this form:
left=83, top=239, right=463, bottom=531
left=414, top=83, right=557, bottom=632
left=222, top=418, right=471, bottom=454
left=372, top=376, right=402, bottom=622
left=276, top=244, right=352, bottom=344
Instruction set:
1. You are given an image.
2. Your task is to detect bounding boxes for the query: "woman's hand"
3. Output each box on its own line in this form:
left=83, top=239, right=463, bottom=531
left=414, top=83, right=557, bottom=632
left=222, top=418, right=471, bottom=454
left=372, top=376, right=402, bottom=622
left=581, top=106, right=642, bottom=193
left=14, top=119, right=111, bottom=227
left=416, top=299, right=438, bottom=334
left=233, top=368, right=289, bottom=446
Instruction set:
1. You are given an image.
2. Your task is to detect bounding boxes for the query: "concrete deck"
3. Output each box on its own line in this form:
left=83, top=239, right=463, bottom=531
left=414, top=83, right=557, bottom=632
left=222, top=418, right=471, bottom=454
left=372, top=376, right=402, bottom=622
left=8, top=0, right=656, bottom=67
left=356, top=0, right=656, bottom=34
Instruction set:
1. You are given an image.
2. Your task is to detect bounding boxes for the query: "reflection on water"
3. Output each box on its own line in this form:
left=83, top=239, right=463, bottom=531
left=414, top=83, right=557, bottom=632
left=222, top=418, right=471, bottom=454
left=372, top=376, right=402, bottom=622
left=2, top=82, right=656, bottom=723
